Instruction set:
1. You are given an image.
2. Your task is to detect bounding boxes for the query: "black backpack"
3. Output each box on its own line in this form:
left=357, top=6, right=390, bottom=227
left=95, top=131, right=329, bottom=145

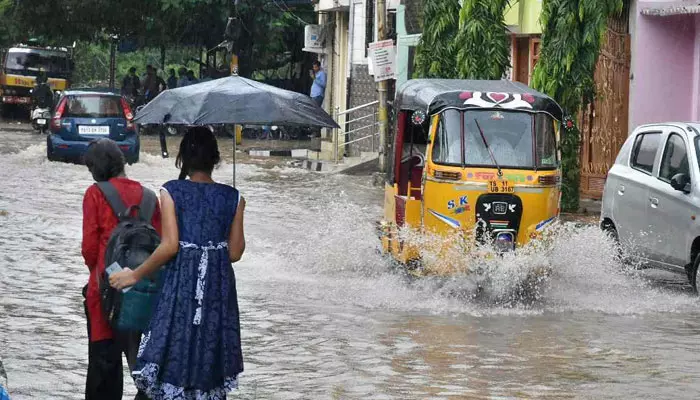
left=96, top=181, right=162, bottom=331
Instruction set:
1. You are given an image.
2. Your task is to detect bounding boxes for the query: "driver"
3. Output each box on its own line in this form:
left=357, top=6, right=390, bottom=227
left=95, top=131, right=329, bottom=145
left=32, top=70, right=54, bottom=111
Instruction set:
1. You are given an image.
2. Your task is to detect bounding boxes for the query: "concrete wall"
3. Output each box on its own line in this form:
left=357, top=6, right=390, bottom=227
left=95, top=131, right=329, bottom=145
left=505, top=0, right=543, bottom=34
left=629, top=5, right=697, bottom=129
left=346, top=64, right=378, bottom=155
left=344, top=0, right=379, bottom=156
left=395, top=4, right=421, bottom=89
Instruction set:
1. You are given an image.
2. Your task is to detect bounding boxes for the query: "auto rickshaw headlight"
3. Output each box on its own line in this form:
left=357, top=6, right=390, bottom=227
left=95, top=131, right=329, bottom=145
left=494, top=232, right=515, bottom=252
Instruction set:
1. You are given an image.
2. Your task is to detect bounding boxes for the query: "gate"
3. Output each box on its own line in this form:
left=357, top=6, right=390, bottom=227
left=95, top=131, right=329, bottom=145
left=578, top=14, right=631, bottom=200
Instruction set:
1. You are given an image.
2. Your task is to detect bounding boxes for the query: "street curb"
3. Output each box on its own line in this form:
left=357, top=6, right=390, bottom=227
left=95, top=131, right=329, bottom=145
left=247, top=149, right=309, bottom=158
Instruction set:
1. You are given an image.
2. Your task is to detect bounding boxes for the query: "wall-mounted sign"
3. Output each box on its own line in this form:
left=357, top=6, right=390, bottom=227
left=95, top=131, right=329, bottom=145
left=303, top=25, right=326, bottom=54
left=368, top=40, right=396, bottom=82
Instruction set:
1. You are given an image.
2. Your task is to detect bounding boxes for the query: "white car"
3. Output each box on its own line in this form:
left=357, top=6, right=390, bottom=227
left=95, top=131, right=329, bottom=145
left=601, top=122, right=700, bottom=290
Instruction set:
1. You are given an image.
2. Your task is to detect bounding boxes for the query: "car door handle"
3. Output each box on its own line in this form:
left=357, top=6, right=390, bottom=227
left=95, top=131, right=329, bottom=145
left=618, top=184, right=625, bottom=195
left=649, top=197, right=659, bottom=208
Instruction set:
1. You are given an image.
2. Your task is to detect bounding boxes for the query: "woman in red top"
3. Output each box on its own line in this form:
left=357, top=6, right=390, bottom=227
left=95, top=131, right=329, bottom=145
left=81, top=139, right=161, bottom=400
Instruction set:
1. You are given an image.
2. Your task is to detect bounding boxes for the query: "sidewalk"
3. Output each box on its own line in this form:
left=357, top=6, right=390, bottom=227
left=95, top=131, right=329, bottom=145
left=561, top=198, right=602, bottom=226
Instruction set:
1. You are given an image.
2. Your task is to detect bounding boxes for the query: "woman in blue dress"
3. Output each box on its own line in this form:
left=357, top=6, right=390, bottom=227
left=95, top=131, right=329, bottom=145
left=110, top=126, right=245, bottom=399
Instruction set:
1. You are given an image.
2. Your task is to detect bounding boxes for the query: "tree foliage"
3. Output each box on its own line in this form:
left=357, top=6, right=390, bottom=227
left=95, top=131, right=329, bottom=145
left=227, top=1, right=316, bottom=79
left=413, top=0, right=461, bottom=79
left=455, top=0, right=511, bottom=80
left=0, top=0, right=314, bottom=83
left=531, top=0, right=623, bottom=211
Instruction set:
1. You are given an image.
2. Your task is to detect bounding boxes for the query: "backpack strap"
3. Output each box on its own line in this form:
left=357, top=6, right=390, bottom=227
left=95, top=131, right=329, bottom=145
left=95, top=181, right=128, bottom=219
left=138, top=186, right=157, bottom=223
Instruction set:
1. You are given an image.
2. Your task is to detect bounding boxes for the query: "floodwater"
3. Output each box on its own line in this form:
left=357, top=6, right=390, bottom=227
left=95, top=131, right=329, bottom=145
left=2, top=125, right=700, bottom=399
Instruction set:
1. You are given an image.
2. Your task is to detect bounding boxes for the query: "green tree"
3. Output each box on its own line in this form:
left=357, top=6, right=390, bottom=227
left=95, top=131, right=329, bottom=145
left=455, top=0, right=511, bottom=80
left=0, top=0, right=16, bottom=46
left=531, top=0, right=623, bottom=211
left=226, top=1, right=315, bottom=79
left=413, top=0, right=461, bottom=79
left=1, top=0, right=314, bottom=84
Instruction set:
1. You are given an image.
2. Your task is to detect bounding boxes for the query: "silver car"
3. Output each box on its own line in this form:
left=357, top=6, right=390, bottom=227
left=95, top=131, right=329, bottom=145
left=601, top=122, right=700, bottom=290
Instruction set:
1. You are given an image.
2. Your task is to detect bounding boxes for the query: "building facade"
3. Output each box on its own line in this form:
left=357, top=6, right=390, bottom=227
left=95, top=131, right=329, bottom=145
left=629, top=0, right=700, bottom=129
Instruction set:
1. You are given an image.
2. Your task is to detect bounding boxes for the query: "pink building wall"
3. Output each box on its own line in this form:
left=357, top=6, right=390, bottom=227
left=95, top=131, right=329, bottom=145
left=629, top=4, right=698, bottom=130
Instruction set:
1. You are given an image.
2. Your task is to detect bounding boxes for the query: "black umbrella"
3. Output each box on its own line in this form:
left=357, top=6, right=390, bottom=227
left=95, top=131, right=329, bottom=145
left=134, top=75, right=340, bottom=128
left=134, top=75, right=339, bottom=186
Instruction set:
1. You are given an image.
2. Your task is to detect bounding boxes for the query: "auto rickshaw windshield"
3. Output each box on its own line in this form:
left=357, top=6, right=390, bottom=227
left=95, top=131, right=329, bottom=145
left=432, top=109, right=558, bottom=169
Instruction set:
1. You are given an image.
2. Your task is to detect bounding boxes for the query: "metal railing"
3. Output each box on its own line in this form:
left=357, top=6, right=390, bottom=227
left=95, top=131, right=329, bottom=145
left=332, top=100, right=380, bottom=163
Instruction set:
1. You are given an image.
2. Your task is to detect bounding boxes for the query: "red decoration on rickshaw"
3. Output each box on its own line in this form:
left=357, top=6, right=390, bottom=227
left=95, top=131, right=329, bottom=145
left=563, top=115, right=576, bottom=132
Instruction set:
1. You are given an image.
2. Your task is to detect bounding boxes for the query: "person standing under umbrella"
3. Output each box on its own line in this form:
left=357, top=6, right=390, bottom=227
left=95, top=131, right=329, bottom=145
left=109, top=127, right=245, bottom=399
left=310, top=61, right=326, bottom=107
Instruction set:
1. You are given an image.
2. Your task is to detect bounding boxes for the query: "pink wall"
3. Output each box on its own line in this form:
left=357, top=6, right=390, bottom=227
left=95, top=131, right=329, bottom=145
left=629, top=11, right=696, bottom=129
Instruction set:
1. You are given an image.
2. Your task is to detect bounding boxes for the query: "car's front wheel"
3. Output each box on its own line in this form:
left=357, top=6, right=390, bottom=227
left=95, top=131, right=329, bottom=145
left=688, top=253, right=700, bottom=294
left=602, top=221, right=624, bottom=263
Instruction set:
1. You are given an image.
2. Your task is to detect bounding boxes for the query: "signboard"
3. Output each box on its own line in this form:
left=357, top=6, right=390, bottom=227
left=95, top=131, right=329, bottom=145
left=368, top=40, right=396, bottom=82
left=303, top=25, right=326, bottom=54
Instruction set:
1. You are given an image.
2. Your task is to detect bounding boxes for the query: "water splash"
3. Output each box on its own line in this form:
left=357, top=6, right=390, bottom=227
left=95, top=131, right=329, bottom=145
left=276, top=192, right=699, bottom=316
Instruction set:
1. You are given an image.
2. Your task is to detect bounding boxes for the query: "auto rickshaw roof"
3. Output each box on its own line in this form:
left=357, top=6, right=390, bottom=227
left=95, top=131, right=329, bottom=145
left=395, top=79, right=564, bottom=121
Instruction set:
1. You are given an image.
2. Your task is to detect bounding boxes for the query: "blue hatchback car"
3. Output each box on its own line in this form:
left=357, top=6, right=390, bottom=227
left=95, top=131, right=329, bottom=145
left=47, top=89, right=140, bottom=164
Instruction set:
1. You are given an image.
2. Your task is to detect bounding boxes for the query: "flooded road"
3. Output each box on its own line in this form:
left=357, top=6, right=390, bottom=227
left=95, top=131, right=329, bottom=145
left=2, top=125, right=700, bottom=399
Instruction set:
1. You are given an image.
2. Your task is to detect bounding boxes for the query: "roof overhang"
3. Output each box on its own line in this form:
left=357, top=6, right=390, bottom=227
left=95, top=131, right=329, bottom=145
left=641, top=2, right=700, bottom=17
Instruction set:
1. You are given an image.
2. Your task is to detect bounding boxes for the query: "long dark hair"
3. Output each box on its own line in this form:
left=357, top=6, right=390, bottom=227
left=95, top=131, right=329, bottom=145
left=176, top=126, right=221, bottom=180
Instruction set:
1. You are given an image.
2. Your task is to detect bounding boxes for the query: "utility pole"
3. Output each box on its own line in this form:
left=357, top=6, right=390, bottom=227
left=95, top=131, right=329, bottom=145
left=109, top=35, right=117, bottom=90
left=376, top=0, right=388, bottom=173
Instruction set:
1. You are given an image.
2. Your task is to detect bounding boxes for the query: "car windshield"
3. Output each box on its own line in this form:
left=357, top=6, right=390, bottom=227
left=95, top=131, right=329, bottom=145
left=4, top=50, right=71, bottom=78
left=432, top=109, right=558, bottom=169
left=64, top=96, right=124, bottom=118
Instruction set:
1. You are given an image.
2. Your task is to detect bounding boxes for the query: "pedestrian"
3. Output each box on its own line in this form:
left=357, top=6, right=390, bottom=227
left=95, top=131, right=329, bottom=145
left=177, top=67, right=189, bottom=88
left=186, top=69, right=199, bottom=85
left=154, top=67, right=167, bottom=94
left=166, top=69, right=177, bottom=89
left=310, top=60, right=326, bottom=107
left=82, top=139, right=161, bottom=400
left=143, top=65, right=167, bottom=103
left=109, top=126, right=246, bottom=399
left=121, top=67, right=140, bottom=98
left=142, top=65, right=155, bottom=102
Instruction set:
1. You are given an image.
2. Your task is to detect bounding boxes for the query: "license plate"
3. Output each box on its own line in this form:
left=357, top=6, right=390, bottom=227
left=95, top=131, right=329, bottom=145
left=488, top=179, right=514, bottom=193
left=79, top=125, right=110, bottom=135
left=37, top=119, right=46, bottom=125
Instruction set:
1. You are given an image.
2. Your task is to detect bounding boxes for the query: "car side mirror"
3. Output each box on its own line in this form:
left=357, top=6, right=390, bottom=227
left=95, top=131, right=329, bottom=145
left=671, top=173, right=691, bottom=193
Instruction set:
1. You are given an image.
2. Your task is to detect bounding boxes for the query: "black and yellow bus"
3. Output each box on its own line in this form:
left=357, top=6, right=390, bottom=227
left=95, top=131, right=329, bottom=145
left=0, top=44, right=74, bottom=113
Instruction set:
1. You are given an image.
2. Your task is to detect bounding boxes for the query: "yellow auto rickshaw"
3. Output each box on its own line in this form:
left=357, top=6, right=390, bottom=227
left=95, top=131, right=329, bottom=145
left=379, top=79, right=564, bottom=274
